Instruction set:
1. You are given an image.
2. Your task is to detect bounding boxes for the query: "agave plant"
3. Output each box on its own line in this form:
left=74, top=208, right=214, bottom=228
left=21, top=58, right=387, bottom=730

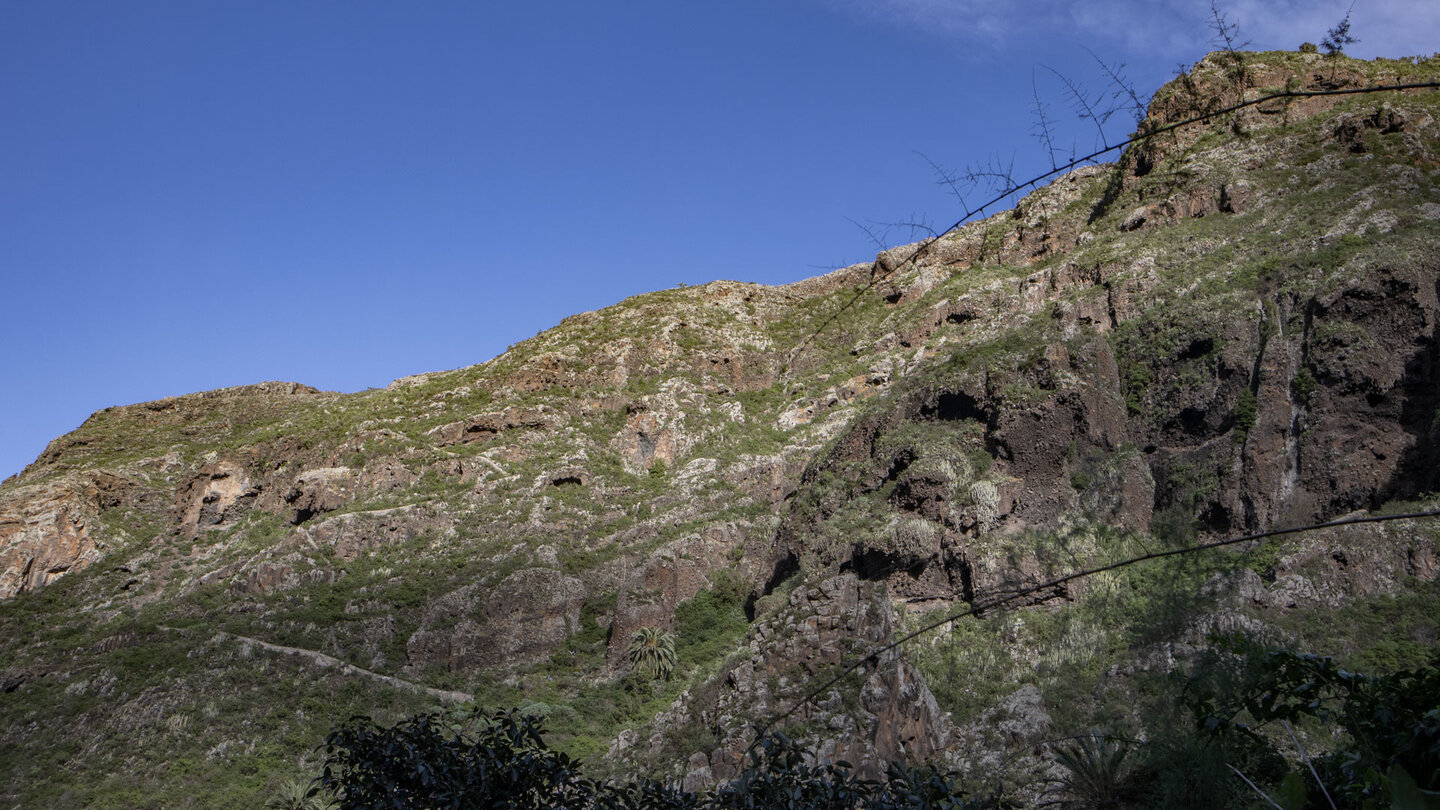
left=264, top=778, right=335, bottom=810
left=1050, top=728, right=1132, bottom=809
left=626, top=626, right=677, bottom=681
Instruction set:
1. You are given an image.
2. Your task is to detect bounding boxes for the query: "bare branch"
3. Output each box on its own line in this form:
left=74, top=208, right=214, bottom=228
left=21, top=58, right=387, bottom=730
left=1281, top=721, right=1338, bottom=810
left=1083, top=46, right=1150, bottom=126
left=876, top=216, right=939, bottom=242
left=846, top=216, right=939, bottom=252
left=1042, top=65, right=1113, bottom=150
left=959, top=152, right=1020, bottom=197
left=1228, top=765, right=1286, bottom=810
left=1030, top=71, right=1063, bottom=170
left=785, top=80, right=1440, bottom=378
left=913, top=151, right=974, bottom=216
left=1208, top=0, right=1249, bottom=53
left=916, top=150, right=1023, bottom=220
left=843, top=216, right=890, bottom=251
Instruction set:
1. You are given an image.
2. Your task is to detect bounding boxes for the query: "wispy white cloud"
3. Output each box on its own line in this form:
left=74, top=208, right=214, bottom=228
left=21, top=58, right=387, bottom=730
left=816, top=0, right=1439, bottom=60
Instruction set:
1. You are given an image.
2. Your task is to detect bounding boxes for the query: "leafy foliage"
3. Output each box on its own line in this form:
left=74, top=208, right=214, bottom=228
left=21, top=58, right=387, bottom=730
left=317, top=712, right=1004, bottom=810
left=1182, top=639, right=1440, bottom=807
left=1232, top=388, right=1257, bottom=440
left=715, top=733, right=1002, bottom=810
left=707, top=733, right=869, bottom=810
left=318, top=708, right=605, bottom=810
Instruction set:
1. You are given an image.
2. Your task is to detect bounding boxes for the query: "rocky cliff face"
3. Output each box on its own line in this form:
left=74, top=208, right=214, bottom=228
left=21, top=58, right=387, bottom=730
left=2, top=51, right=1440, bottom=808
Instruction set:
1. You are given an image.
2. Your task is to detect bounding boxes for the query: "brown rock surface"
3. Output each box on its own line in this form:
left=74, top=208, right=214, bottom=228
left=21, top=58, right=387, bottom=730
left=405, top=566, right=587, bottom=672
left=282, top=467, right=357, bottom=525
left=174, top=461, right=259, bottom=538
left=0, top=479, right=103, bottom=598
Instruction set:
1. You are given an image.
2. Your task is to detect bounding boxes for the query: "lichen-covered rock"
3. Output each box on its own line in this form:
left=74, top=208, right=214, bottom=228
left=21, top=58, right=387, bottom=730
left=405, top=566, right=587, bottom=672
left=948, top=685, right=1058, bottom=804
left=616, top=575, right=950, bottom=785
left=301, top=505, right=452, bottom=561
left=427, top=407, right=561, bottom=447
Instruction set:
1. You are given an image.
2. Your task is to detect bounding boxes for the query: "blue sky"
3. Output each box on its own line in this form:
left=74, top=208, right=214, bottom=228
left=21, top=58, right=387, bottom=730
left=2, top=1, right=1435, bottom=480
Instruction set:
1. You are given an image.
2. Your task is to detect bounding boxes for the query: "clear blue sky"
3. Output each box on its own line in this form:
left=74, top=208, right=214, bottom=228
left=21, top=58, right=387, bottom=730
left=3, top=1, right=1435, bottom=480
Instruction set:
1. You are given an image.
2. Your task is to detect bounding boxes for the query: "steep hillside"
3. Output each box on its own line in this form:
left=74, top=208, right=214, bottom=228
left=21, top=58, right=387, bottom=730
left=3, top=51, right=1439, bottom=807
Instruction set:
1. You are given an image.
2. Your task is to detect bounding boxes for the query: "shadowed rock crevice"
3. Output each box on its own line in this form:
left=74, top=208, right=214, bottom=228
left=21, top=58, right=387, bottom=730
left=840, top=547, right=932, bottom=581
left=1380, top=273, right=1440, bottom=501
left=921, top=390, right=988, bottom=424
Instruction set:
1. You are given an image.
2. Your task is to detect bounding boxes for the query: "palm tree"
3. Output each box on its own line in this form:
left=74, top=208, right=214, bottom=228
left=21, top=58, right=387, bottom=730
left=626, top=627, right=677, bottom=681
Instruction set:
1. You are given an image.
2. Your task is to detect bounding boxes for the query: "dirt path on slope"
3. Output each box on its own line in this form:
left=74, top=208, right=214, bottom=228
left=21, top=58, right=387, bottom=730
left=164, top=626, right=473, bottom=704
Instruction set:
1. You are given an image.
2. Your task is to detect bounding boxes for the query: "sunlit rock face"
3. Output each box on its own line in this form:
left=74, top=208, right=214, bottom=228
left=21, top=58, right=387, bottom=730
left=0, top=479, right=101, bottom=597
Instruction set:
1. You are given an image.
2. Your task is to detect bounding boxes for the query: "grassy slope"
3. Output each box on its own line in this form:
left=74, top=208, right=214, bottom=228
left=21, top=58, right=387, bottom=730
left=1, top=51, right=1439, bottom=806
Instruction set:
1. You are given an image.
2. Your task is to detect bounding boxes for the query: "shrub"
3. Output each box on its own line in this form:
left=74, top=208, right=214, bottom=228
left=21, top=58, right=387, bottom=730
left=1290, top=368, right=1317, bottom=406
left=1232, top=389, right=1258, bottom=440
left=674, top=585, right=748, bottom=671
left=317, top=708, right=604, bottom=810
left=318, top=712, right=1007, bottom=809
left=1182, top=639, right=1440, bottom=807
left=265, top=779, right=335, bottom=810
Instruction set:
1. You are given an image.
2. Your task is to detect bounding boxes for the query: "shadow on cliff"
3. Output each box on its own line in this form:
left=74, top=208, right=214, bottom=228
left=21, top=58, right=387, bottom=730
left=1379, top=273, right=1440, bottom=503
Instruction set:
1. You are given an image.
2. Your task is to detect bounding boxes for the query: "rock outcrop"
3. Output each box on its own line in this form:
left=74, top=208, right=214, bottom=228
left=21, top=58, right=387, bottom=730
left=612, top=575, right=950, bottom=785
left=0, top=479, right=102, bottom=598
left=405, top=567, right=588, bottom=672
left=174, top=461, right=259, bottom=538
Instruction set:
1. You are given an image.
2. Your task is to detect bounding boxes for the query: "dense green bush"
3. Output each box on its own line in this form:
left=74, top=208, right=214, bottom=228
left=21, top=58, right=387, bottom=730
left=318, top=708, right=605, bottom=810
left=315, top=711, right=1003, bottom=810
left=1180, top=639, right=1440, bottom=808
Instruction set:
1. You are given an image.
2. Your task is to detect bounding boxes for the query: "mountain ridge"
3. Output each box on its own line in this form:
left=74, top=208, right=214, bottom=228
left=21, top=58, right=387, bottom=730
left=3, top=49, right=1440, bottom=807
